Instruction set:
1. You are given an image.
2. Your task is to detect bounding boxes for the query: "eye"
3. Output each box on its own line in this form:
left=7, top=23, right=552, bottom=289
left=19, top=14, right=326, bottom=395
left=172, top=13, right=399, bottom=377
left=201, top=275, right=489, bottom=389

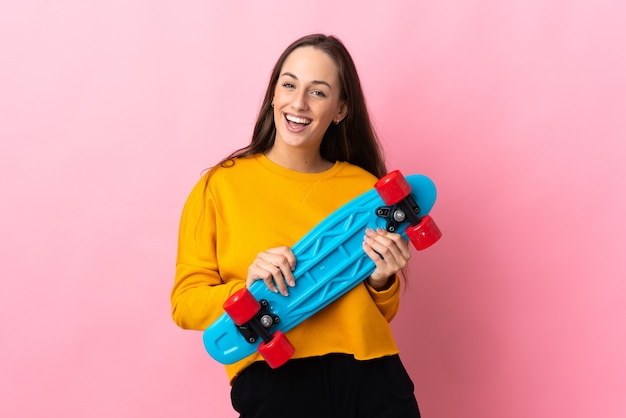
left=311, top=90, right=327, bottom=98
left=282, top=82, right=295, bottom=89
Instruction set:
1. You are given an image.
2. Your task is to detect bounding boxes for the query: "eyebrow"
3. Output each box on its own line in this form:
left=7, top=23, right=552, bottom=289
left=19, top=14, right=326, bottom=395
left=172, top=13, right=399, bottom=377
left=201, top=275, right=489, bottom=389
left=280, top=72, right=332, bottom=89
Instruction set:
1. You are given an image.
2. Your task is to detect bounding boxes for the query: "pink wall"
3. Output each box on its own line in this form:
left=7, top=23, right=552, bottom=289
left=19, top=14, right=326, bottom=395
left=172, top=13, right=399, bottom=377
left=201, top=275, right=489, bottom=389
left=1, top=1, right=624, bottom=417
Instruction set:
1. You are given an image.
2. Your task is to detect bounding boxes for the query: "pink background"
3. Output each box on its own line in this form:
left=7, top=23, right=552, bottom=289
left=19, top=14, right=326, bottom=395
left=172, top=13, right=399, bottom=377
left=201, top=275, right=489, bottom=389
left=1, top=1, right=625, bottom=417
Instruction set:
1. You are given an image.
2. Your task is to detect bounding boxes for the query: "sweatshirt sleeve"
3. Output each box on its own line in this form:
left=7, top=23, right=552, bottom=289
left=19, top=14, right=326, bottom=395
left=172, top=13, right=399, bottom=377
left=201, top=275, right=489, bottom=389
left=364, top=274, right=401, bottom=322
left=170, top=175, right=245, bottom=331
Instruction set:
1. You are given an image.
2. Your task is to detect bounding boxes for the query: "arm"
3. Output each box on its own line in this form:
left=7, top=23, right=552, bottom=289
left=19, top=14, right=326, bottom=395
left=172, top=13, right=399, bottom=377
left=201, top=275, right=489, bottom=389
left=171, top=176, right=245, bottom=331
left=364, top=275, right=401, bottom=321
left=361, top=227, right=411, bottom=321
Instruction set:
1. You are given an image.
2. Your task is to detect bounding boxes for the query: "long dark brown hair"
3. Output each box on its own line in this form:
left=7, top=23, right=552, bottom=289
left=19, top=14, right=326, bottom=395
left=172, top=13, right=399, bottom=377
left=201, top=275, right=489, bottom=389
left=211, top=34, right=388, bottom=178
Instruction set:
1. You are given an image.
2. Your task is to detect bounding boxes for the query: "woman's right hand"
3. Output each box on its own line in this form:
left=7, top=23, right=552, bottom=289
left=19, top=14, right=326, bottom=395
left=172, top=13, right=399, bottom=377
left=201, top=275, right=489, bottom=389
left=246, top=246, right=296, bottom=296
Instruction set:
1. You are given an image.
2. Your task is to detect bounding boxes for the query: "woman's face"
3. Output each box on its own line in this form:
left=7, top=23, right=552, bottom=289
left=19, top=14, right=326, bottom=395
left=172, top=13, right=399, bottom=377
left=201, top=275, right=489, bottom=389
left=272, top=46, right=347, bottom=155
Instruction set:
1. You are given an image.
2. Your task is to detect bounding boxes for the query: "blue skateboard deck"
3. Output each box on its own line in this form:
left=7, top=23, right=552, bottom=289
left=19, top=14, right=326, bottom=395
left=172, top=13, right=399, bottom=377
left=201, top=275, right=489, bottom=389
left=203, top=172, right=439, bottom=366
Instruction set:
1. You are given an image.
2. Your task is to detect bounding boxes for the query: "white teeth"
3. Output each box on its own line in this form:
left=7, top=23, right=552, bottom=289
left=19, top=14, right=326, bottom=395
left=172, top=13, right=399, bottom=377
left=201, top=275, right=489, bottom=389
left=285, top=114, right=311, bottom=125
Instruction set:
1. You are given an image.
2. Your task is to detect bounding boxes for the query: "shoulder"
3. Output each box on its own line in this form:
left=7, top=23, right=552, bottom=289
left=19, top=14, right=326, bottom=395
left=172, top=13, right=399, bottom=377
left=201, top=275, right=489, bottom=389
left=204, top=155, right=263, bottom=188
left=183, top=155, right=261, bottom=204
left=334, top=161, right=379, bottom=185
left=209, top=155, right=259, bottom=178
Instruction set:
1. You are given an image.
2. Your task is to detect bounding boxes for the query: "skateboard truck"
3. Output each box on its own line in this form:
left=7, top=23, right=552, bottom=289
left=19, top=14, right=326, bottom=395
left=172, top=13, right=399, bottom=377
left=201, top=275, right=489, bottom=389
left=236, top=299, right=280, bottom=344
left=223, top=288, right=296, bottom=368
left=375, top=170, right=442, bottom=250
left=375, top=193, right=421, bottom=233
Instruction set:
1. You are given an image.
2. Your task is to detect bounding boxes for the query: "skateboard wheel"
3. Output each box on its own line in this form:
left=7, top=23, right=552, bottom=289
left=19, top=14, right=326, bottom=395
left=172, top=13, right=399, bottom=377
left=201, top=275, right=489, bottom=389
left=223, top=288, right=260, bottom=325
left=375, top=170, right=411, bottom=205
left=258, top=331, right=295, bottom=369
left=406, top=215, right=442, bottom=250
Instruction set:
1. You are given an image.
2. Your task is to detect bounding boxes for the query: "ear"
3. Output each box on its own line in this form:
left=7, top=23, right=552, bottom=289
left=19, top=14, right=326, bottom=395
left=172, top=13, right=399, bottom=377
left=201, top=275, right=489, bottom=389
left=335, top=101, right=349, bottom=124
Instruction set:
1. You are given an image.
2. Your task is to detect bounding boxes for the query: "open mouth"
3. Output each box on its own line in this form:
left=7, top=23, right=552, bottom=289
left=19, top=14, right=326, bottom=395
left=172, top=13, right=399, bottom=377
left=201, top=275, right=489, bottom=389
left=285, top=114, right=312, bottom=126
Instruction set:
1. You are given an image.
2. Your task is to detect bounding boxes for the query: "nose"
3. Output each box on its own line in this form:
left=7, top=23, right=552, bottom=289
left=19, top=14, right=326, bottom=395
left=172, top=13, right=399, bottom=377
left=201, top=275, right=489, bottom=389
left=291, top=89, right=309, bottom=111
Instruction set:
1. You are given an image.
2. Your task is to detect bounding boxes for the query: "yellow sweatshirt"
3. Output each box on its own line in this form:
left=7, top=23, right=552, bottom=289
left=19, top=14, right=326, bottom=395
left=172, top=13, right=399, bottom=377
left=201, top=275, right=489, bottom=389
left=171, top=154, right=401, bottom=382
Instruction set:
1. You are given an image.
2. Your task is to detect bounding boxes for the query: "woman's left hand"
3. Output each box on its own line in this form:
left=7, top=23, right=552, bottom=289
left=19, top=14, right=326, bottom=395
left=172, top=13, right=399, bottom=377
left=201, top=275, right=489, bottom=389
left=362, top=228, right=411, bottom=290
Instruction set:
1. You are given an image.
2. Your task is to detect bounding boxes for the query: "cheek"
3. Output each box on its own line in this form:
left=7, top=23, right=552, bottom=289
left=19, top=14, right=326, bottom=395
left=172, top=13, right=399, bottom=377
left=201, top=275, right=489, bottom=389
left=318, top=106, right=339, bottom=123
left=272, top=108, right=282, bottom=126
left=272, top=93, right=289, bottom=111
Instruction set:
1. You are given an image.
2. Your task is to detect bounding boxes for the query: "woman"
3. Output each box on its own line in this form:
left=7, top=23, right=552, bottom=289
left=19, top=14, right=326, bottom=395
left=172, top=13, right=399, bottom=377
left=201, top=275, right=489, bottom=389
left=172, top=34, right=421, bottom=418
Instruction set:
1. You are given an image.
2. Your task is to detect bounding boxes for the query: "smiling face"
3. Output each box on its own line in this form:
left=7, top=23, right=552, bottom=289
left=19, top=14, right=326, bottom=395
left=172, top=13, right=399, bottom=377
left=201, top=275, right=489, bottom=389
left=271, top=46, right=348, bottom=160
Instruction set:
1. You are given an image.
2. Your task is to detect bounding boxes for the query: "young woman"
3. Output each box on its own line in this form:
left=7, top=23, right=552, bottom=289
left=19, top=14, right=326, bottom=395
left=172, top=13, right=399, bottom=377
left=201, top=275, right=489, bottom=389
left=171, top=34, right=421, bottom=418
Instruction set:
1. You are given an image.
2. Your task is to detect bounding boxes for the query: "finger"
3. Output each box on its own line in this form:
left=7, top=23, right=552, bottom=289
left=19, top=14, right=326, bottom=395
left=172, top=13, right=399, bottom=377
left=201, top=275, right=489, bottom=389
left=363, top=229, right=410, bottom=273
left=364, top=228, right=408, bottom=265
left=258, top=259, right=291, bottom=296
left=265, top=247, right=297, bottom=287
left=373, top=228, right=411, bottom=260
left=362, top=240, right=394, bottom=284
left=261, top=249, right=296, bottom=289
left=247, top=264, right=278, bottom=293
left=266, top=246, right=297, bottom=271
left=362, top=240, right=383, bottom=265
left=248, top=247, right=296, bottom=296
left=382, top=229, right=412, bottom=260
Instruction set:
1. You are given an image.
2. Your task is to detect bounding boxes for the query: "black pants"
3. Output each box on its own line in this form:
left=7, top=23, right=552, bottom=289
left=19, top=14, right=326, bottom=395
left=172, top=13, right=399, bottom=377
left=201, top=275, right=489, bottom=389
left=231, top=354, right=420, bottom=418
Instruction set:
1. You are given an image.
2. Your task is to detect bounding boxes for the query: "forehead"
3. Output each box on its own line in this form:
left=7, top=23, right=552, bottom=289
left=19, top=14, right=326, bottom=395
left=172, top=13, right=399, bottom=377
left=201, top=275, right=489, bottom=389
left=280, top=46, right=340, bottom=85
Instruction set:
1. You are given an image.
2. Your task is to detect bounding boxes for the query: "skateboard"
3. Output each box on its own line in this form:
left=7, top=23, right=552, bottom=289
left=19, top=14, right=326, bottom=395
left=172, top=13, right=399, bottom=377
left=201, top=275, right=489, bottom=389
left=203, top=170, right=441, bottom=368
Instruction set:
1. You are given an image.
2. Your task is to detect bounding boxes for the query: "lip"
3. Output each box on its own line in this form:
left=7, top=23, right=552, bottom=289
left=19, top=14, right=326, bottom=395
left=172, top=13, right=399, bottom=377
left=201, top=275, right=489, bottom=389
left=283, top=113, right=312, bottom=133
left=284, top=113, right=312, bottom=125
